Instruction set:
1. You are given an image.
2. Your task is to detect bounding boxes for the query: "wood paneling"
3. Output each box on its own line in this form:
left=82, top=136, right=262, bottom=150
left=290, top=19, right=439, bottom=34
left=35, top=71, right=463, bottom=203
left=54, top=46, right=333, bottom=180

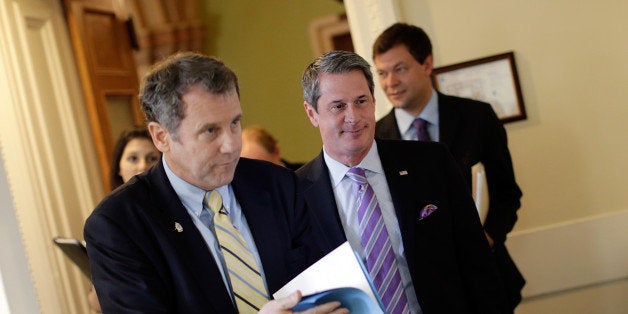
left=63, top=0, right=143, bottom=190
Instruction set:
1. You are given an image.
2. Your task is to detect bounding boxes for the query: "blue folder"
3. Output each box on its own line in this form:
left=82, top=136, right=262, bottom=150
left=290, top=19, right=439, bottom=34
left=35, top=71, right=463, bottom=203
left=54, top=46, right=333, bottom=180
left=292, top=287, right=384, bottom=313
left=292, top=251, right=385, bottom=313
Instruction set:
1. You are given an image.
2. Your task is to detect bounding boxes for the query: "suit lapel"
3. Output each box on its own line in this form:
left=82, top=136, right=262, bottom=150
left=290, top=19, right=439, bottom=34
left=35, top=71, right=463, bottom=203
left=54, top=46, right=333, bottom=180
left=230, top=172, right=287, bottom=293
left=299, top=153, right=347, bottom=249
left=375, top=109, right=402, bottom=139
left=146, top=162, right=235, bottom=312
left=375, top=140, right=421, bottom=263
left=438, top=92, right=460, bottom=148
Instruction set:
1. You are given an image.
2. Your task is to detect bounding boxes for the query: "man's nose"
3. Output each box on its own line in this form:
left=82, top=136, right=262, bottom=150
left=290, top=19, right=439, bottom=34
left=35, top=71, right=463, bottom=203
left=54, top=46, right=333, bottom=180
left=345, top=103, right=357, bottom=122
left=384, top=72, right=398, bottom=87
left=221, top=131, right=240, bottom=153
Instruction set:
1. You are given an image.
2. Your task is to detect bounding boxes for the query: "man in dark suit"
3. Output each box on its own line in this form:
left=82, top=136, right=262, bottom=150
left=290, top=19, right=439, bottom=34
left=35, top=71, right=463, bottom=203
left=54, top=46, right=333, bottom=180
left=297, top=50, right=509, bottom=313
left=241, top=125, right=305, bottom=171
left=84, top=52, right=346, bottom=314
left=372, top=23, right=525, bottom=310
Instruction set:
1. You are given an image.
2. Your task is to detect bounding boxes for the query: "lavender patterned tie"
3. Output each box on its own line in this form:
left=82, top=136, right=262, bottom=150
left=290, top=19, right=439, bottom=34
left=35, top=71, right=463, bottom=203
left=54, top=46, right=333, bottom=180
left=346, top=167, right=409, bottom=314
left=412, top=118, right=431, bottom=141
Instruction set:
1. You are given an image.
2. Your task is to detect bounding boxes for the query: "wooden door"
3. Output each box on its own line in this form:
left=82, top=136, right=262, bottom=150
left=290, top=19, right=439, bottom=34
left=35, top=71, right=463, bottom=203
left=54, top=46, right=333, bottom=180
left=63, top=0, right=143, bottom=190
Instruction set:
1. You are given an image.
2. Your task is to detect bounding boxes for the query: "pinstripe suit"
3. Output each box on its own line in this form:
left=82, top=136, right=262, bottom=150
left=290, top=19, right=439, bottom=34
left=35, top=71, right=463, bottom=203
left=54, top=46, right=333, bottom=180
left=376, top=93, right=525, bottom=308
left=297, top=139, right=509, bottom=314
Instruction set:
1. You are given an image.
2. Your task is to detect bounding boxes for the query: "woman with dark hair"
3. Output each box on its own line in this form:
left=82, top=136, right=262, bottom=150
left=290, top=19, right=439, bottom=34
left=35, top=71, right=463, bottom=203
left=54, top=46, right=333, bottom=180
left=108, top=126, right=160, bottom=190
left=89, top=126, right=160, bottom=312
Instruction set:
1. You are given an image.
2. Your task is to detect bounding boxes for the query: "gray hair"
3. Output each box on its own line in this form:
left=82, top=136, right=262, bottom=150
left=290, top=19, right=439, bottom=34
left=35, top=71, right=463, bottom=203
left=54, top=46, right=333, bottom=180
left=301, top=50, right=374, bottom=111
left=139, top=52, right=239, bottom=138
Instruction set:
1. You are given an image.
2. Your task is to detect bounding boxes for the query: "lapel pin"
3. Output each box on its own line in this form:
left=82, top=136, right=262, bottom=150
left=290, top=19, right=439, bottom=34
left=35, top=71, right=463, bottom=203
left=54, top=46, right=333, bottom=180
left=174, top=222, right=183, bottom=233
left=399, top=170, right=408, bottom=176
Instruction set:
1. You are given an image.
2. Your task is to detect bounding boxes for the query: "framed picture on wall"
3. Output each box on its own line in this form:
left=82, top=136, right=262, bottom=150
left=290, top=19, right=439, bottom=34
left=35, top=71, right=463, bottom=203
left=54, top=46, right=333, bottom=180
left=432, top=51, right=526, bottom=123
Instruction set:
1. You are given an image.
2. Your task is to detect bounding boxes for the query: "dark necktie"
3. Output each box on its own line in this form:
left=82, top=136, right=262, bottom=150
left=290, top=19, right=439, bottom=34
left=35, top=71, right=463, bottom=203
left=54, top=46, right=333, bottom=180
left=346, top=167, right=409, bottom=314
left=412, top=118, right=431, bottom=141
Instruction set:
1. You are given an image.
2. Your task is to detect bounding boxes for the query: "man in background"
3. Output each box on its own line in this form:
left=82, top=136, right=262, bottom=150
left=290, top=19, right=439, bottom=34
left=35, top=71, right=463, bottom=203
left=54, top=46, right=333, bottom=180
left=372, top=22, right=524, bottom=310
left=297, top=50, right=508, bottom=313
left=241, top=125, right=304, bottom=170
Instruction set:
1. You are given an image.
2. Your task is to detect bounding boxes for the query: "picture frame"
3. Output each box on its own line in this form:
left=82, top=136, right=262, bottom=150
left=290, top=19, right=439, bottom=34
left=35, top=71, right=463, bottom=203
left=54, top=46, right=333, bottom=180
left=431, top=51, right=526, bottom=123
left=308, top=14, right=354, bottom=56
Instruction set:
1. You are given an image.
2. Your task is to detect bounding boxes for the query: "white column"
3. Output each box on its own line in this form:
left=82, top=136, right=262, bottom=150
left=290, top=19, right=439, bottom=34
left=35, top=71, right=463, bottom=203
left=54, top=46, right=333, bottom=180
left=343, top=0, right=400, bottom=119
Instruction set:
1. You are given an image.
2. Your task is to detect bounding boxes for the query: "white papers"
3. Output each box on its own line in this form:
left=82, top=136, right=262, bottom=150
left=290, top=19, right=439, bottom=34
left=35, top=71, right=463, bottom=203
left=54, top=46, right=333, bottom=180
left=471, top=162, right=489, bottom=224
left=273, top=242, right=379, bottom=304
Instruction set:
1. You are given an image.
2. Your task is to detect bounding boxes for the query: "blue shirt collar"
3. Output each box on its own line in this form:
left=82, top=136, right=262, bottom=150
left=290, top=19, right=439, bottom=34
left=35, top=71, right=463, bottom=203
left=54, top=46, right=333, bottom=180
left=162, top=158, right=231, bottom=217
left=394, top=88, right=439, bottom=133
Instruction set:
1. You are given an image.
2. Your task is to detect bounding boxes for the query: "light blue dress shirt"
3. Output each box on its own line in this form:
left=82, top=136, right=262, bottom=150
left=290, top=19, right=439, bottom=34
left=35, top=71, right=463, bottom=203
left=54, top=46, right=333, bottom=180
left=162, top=158, right=268, bottom=300
left=322, top=142, right=422, bottom=313
left=395, top=88, right=440, bottom=142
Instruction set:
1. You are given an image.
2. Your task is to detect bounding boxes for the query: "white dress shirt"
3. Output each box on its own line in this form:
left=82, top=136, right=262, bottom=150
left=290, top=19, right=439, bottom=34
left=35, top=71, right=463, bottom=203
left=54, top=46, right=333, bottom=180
left=322, top=142, right=422, bottom=313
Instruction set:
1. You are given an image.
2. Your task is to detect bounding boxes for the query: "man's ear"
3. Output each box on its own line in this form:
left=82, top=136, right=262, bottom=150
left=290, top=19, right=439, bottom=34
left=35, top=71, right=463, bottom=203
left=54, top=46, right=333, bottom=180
left=147, top=122, right=170, bottom=153
left=423, top=54, right=434, bottom=76
left=304, top=102, right=319, bottom=127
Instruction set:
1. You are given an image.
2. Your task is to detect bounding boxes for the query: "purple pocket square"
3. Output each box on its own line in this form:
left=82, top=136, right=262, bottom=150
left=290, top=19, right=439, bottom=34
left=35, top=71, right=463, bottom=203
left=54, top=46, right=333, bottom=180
left=419, top=204, right=438, bottom=220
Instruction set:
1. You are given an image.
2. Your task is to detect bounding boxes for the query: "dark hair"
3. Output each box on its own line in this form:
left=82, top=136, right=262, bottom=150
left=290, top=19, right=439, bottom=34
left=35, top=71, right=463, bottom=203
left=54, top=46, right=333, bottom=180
left=372, top=23, right=432, bottom=64
left=301, top=50, right=374, bottom=111
left=109, top=126, right=152, bottom=190
left=139, top=52, right=239, bottom=139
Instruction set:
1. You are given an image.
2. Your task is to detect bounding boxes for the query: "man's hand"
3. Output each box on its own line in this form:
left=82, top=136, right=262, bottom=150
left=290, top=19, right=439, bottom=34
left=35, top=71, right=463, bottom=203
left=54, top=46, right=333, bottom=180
left=484, top=231, right=495, bottom=248
left=259, top=290, right=348, bottom=314
left=87, top=284, right=102, bottom=313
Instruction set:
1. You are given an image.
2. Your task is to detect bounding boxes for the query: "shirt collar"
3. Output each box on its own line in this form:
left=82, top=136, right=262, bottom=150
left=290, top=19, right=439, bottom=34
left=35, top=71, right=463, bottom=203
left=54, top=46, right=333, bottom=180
left=322, top=141, right=383, bottom=188
left=394, top=88, right=440, bottom=132
left=162, top=158, right=231, bottom=217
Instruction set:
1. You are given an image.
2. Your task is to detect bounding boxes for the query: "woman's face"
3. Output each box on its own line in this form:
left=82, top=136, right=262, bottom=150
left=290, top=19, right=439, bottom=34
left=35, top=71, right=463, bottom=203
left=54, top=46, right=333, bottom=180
left=118, top=138, right=160, bottom=183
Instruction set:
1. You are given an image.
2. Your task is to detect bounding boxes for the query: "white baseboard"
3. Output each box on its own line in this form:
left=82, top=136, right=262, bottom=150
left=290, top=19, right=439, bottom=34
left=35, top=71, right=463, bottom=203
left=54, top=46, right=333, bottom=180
left=506, top=209, right=628, bottom=298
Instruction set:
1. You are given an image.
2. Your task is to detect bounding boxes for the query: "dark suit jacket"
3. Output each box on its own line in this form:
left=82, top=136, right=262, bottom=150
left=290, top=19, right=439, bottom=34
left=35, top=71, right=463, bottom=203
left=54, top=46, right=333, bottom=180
left=280, top=158, right=305, bottom=171
left=375, top=92, right=525, bottom=308
left=84, top=158, right=322, bottom=313
left=297, top=140, right=509, bottom=314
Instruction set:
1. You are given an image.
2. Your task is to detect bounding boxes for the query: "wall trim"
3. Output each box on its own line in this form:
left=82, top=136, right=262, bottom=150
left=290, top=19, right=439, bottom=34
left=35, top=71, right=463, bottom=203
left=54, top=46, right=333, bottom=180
left=507, top=209, right=628, bottom=298
left=0, top=0, right=102, bottom=312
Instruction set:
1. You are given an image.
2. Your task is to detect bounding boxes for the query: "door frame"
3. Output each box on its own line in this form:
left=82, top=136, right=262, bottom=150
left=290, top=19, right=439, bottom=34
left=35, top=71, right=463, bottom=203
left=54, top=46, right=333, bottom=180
left=0, top=0, right=103, bottom=312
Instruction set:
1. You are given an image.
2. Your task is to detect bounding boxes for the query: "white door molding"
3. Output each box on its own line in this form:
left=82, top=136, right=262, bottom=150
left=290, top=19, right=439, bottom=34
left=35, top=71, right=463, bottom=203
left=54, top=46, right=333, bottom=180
left=0, top=0, right=103, bottom=312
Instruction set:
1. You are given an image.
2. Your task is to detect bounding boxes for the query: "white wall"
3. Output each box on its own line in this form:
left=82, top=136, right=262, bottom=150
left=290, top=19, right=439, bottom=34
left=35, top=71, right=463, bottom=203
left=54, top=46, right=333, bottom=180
left=400, top=0, right=628, bottom=230
left=0, top=151, right=40, bottom=313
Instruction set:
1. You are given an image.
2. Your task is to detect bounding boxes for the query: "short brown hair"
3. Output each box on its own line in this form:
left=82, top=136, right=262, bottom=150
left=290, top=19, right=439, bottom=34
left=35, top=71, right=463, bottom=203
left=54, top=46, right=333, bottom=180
left=372, top=23, right=432, bottom=64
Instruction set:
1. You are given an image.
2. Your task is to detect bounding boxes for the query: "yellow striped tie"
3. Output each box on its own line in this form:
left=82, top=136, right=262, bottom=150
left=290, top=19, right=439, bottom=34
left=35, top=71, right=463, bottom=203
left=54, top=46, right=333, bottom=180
left=204, top=190, right=268, bottom=313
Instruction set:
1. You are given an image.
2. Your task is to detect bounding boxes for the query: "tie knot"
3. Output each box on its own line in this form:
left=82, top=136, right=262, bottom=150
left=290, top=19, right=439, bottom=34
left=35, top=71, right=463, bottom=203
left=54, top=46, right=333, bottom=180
left=204, top=190, right=224, bottom=215
left=346, top=167, right=367, bottom=185
left=412, top=117, right=428, bottom=128
left=412, top=118, right=431, bottom=141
